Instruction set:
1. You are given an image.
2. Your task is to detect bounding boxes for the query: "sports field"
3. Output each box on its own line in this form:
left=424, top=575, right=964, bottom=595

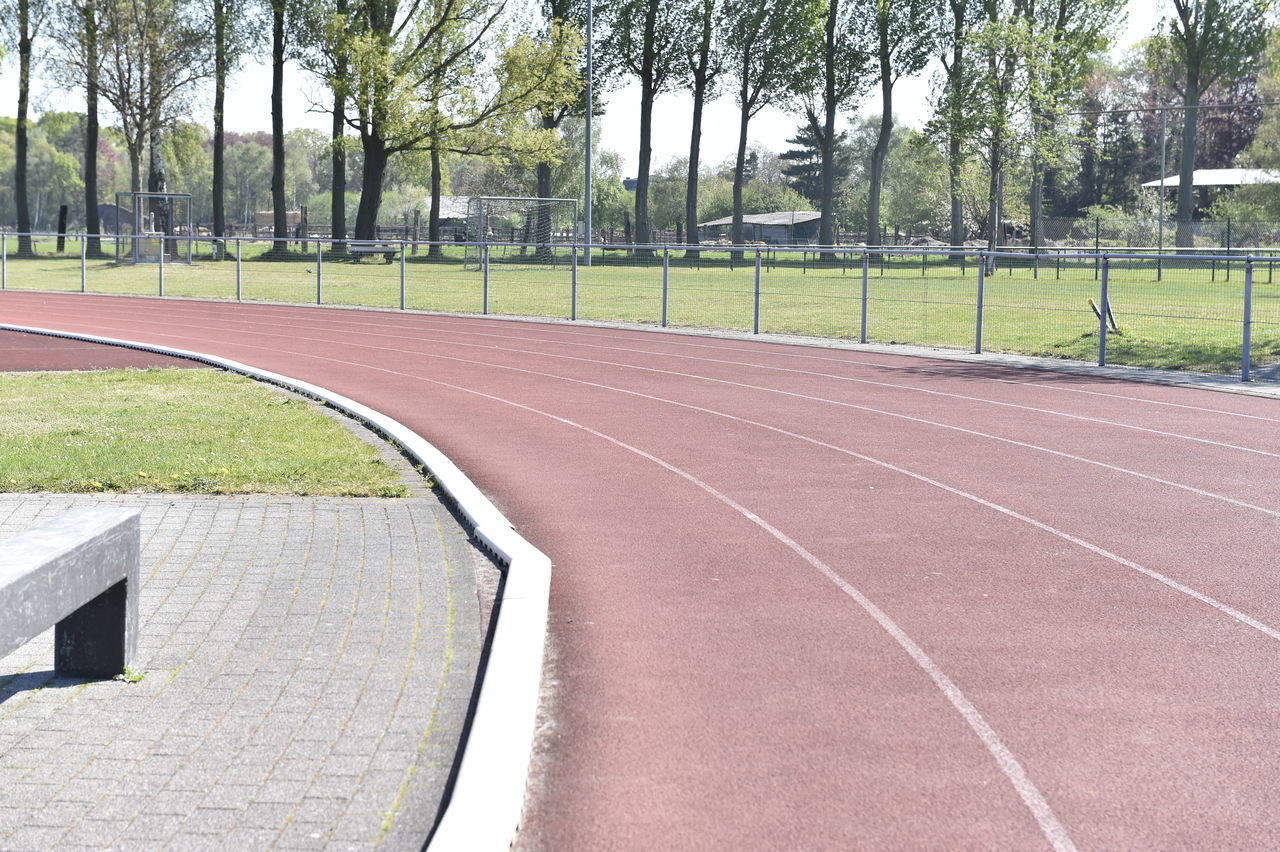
left=4, top=236, right=1278, bottom=375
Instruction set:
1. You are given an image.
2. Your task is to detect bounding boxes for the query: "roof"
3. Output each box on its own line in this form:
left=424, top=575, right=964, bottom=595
left=1141, top=168, right=1280, bottom=188
left=698, top=211, right=821, bottom=227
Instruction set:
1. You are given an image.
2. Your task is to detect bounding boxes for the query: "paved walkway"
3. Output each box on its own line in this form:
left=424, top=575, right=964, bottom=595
left=0, top=346, right=488, bottom=850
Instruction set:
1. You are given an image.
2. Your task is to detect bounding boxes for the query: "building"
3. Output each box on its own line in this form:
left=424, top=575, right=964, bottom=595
left=696, top=211, right=821, bottom=245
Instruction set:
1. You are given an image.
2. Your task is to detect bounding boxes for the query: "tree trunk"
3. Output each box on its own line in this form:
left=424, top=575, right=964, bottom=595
left=212, top=0, right=227, bottom=257
left=84, top=0, right=103, bottom=258
left=428, top=142, right=442, bottom=258
left=270, top=0, right=287, bottom=252
left=947, top=2, right=965, bottom=250
left=685, top=10, right=712, bottom=259
left=986, top=136, right=1002, bottom=258
left=535, top=111, right=555, bottom=261
left=15, top=0, right=33, bottom=256
left=635, top=76, right=655, bottom=253
left=818, top=0, right=838, bottom=249
left=867, top=68, right=893, bottom=249
left=732, top=74, right=750, bottom=261
left=353, top=133, right=388, bottom=241
left=330, top=94, right=346, bottom=254
left=1176, top=64, right=1200, bottom=247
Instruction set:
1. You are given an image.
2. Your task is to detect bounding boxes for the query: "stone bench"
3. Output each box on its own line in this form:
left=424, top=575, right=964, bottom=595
left=0, top=509, right=140, bottom=678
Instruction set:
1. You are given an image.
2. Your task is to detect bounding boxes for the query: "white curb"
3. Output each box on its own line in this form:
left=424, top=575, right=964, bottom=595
left=0, top=322, right=548, bottom=851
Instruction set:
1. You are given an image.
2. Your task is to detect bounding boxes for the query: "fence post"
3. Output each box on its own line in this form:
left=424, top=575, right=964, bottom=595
left=662, top=247, right=669, bottom=327
left=158, top=234, right=165, bottom=296
left=482, top=244, right=490, bottom=314
left=80, top=234, right=87, bottom=293
left=1243, top=257, right=1254, bottom=382
left=1098, top=255, right=1110, bottom=366
left=570, top=240, right=578, bottom=321
left=399, top=241, right=406, bottom=310
left=860, top=251, right=869, bottom=344
left=975, top=254, right=985, bottom=354
left=317, top=239, right=324, bottom=306
left=753, top=247, right=762, bottom=334
left=235, top=238, right=242, bottom=301
left=1, top=233, right=6, bottom=290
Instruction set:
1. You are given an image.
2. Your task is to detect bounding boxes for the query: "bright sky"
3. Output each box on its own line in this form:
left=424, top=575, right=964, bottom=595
left=2, top=0, right=1165, bottom=179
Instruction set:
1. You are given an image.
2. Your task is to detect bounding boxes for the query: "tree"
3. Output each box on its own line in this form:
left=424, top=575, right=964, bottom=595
left=793, top=0, right=868, bottom=247
left=929, top=0, right=983, bottom=246
left=269, top=0, right=287, bottom=249
left=865, top=0, right=938, bottom=248
left=1021, top=0, right=1123, bottom=249
left=682, top=0, right=723, bottom=253
left=212, top=0, right=258, bottom=251
left=779, top=118, right=851, bottom=205
left=96, top=0, right=213, bottom=196
left=605, top=0, right=689, bottom=249
left=335, top=0, right=580, bottom=241
left=722, top=0, right=814, bottom=250
left=4, top=0, right=48, bottom=254
left=1159, top=0, right=1268, bottom=245
left=50, top=0, right=108, bottom=255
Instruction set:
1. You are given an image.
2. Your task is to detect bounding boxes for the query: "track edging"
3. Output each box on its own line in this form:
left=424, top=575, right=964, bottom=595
left=0, top=322, right=546, bottom=852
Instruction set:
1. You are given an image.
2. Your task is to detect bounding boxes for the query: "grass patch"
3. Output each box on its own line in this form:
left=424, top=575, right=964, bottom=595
left=0, top=368, right=410, bottom=497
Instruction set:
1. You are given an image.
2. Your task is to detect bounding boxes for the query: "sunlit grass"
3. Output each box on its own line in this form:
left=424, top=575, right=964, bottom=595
left=0, top=368, right=410, bottom=496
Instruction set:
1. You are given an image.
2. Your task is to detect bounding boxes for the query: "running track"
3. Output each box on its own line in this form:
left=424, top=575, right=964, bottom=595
left=5, top=291, right=1280, bottom=850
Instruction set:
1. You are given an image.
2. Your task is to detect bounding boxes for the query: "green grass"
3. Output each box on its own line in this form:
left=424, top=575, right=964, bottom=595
left=0, top=368, right=410, bottom=496
left=4, top=238, right=1278, bottom=375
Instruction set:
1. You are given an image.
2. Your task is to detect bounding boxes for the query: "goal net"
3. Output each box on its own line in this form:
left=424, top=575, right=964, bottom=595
left=464, top=196, right=579, bottom=270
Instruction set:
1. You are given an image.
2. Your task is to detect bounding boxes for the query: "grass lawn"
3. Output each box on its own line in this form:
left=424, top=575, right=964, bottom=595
left=4, top=237, right=1278, bottom=375
left=0, top=368, right=411, bottom=496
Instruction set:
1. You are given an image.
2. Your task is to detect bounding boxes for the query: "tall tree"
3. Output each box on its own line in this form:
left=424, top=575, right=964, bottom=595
left=337, top=0, right=580, bottom=240
left=212, top=0, right=257, bottom=253
left=722, top=0, right=813, bottom=249
left=96, top=0, right=213, bottom=196
left=533, top=0, right=589, bottom=259
left=269, top=0, right=287, bottom=250
left=1022, top=0, right=1122, bottom=249
left=50, top=0, right=105, bottom=255
left=932, top=0, right=983, bottom=246
left=865, top=0, right=938, bottom=247
left=793, top=0, right=867, bottom=248
left=1160, top=0, right=1268, bottom=245
left=5, top=0, right=48, bottom=254
left=605, top=0, right=688, bottom=249
left=682, top=0, right=722, bottom=254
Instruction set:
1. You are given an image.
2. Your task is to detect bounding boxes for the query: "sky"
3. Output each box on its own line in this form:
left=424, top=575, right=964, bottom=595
left=1, top=0, right=1164, bottom=180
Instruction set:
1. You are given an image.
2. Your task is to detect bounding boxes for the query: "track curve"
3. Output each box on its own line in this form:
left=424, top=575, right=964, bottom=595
left=5, top=291, right=1280, bottom=850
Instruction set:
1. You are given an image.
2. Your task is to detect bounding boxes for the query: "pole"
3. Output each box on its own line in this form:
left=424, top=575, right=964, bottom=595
left=975, top=255, right=985, bottom=354
left=482, top=244, right=490, bottom=314
left=2, top=234, right=6, bottom=289
left=753, top=247, right=761, bottom=334
left=661, top=246, right=669, bottom=327
left=317, top=239, right=324, bottom=305
left=583, top=0, right=593, bottom=267
left=1158, top=107, right=1166, bottom=281
left=80, top=234, right=87, bottom=293
left=236, top=238, right=242, bottom=300
left=1243, top=258, right=1254, bottom=382
left=158, top=234, right=165, bottom=296
left=1099, top=255, right=1110, bottom=366
left=860, top=251, right=869, bottom=343
left=399, top=241, right=406, bottom=310
left=570, top=239, right=578, bottom=320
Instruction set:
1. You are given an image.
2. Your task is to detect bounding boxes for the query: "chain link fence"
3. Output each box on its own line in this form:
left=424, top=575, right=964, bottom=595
left=0, top=232, right=1272, bottom=382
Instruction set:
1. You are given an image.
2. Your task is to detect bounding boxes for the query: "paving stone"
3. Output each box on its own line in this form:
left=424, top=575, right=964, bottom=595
left=0, top=490, right=486, bottom=849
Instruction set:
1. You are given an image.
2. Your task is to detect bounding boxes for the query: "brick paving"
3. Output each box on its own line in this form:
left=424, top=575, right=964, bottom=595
left=0, top=490, right=486, bottom=851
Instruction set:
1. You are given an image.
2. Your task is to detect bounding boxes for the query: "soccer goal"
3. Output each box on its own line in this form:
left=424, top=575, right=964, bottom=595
left=464, top=196, right=579, bottom=270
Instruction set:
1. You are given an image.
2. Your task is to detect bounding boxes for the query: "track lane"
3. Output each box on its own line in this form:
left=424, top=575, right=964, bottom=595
left=7, top=290, right=1280, bottom=844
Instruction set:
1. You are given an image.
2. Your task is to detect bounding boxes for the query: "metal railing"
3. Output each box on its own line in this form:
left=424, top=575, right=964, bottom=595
left=1, top=231, right=1276, bottom=383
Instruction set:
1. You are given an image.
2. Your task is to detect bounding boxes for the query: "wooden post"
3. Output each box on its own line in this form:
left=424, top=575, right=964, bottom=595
left=57, top=205, right=69, bottom=253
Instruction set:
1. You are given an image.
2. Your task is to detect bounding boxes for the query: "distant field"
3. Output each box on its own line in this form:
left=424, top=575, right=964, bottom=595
left=3, top=236, right=1276, bottom=375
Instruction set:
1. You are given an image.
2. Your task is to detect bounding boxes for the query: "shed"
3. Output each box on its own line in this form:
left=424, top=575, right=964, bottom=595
left=1141, top=168, right=1280, bottom=188
left=697, top=211, right=821, bottom=245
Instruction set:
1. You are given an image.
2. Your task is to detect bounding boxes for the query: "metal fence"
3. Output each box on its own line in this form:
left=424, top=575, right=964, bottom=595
left=0, top=231, right=1274, bottom=383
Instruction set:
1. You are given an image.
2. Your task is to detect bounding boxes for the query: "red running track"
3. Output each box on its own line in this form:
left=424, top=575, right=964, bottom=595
left=5, top=291, right=1280, bottom=850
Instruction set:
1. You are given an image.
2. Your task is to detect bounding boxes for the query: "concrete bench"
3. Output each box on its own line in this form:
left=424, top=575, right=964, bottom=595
left=347, top=242, right=400, bottom=264
left=0, top=509, right=140, bottom=678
